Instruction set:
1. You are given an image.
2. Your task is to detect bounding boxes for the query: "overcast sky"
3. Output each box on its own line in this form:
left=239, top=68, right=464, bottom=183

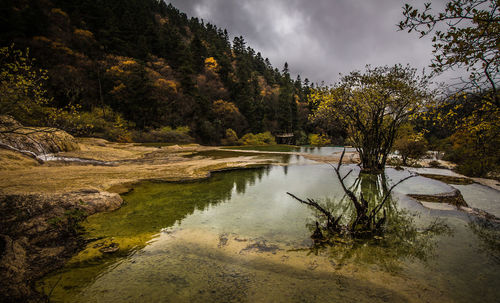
left=167, top=0, right=455, bottom=85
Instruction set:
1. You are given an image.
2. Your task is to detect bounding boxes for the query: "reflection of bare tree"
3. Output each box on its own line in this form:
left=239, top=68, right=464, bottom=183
left=288, top=150, right=415, bottom=237
left=468, top=218, right=500, bottom=264
left=289, top=151, right=451, bottom=271
left=305, top=210, right=451, bottom=272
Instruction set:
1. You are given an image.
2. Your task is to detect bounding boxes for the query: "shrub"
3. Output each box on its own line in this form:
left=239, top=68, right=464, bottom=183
left=239, top=131, right=276, bottom=145
left=443, top=124, right=499, bottom=177
left=133, top=126, right=194, bottom=143
left=0, top=45, right=52, bottom=126
left=221, top=128, right=239, bottom=146
left=393, top=125, right=428, bottom=166
left=53, top=106, right=133, bottom=142
left=294, top=130, right=309, bottom=145
left=309, top=134, right=331, bottom=146
left=393, top=136, right=428, bottom=166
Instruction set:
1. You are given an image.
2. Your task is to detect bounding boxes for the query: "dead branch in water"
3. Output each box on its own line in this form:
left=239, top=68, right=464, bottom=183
left=286, top=192, right=343, bottom=233
left=288, top=148, right=416, bottom=238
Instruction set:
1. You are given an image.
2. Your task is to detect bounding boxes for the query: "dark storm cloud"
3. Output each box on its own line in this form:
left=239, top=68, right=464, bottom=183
left=167, top=0, right=453, bottom=84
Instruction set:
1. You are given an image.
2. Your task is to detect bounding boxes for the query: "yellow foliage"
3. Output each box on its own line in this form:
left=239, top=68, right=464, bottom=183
left=154, top=78, right=178, bottom=93
left=111, top=83, right=126, bottom=94
left=33, top=36, right=52, bottom=44
left=121, top=60, right=137, bottom=66
left=73, top=28, right=94, bottom=39
left=50, top=42, right=74, bottom=55
left=107, top=65, right=124, bottom=75
left=34, top=37, right=76, bottom=56
left=0, top=45, right=56, bottom=124
left=51, top=8, right=68, bottom=18
left=309, top=134, right=331, bottom=146
left=223, top=128, right=239, bottom=145
left=204, top=57, right=218, bottom=72
left=212, top=100, right=241, bottom=116
left=106, top=58, right=139, bottom=77
left=239, top=132, right=276, bottom=145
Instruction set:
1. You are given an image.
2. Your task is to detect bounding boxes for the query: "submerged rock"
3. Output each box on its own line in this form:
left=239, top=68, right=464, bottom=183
left=240, top=240, right=282, bottom=254
left=218, top=233, right=229, bottom=248
left=408, top=188, right=468, bottom=207
left=99, top=243, right=119, bottom=254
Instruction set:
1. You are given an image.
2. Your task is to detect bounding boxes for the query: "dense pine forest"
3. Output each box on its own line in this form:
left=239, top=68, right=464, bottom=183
left=1, top=0, right=317, bottom=144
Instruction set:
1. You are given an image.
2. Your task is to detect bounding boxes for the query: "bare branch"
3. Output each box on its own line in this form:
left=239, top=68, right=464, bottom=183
left=369, top=174, right=416, bottom=220
left=287, top=192, right=332, bottom=220
left=341, top=169, right=353, bottom=182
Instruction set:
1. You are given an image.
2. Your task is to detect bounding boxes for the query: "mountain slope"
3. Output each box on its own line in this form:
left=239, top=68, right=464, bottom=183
left=1, top=0, right=313, bottom=144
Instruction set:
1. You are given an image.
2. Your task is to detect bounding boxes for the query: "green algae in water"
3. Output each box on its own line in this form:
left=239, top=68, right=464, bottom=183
left=39, top=164, right=500, bottom=302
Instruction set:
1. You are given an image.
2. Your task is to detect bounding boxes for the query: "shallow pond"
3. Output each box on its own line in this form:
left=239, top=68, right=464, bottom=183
left=39, top=161, right=500, bottom=302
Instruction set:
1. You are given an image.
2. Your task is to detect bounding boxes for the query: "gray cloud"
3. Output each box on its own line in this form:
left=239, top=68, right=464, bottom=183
left=167, top=0, right=456, bottom=84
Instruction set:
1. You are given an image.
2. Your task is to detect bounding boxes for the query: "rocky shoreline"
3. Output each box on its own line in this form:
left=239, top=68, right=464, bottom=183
left=0, top=190, right=122, bottom=302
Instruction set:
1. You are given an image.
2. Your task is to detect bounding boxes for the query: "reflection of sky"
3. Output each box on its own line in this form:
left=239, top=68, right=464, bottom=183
left=454, top=184, right=500, bottom=218
left=387, top=167, right=454, bottom=195
left=407, top=167, right=465, bottom=177
left=177, top=165, right=460, bottom=242
left=180, top=165, right=342, bottom=242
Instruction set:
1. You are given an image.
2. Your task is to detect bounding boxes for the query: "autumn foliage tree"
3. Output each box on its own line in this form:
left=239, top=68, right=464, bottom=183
left=310, top=65, right=430, bottom=173
left=393, top=124, right=428, bottom=166
left=0, top=45, right=51, bottom=125
left=399, top=0, right=499, bottom=105
left=400, top=0, right=500, bottom=176
left=212, top=100, right=247, bottom=134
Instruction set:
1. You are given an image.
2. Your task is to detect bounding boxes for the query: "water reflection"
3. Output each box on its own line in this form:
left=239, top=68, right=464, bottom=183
left=91, top=167, right=271, bottom=239
left=38, top=167, right=273, bottom=300
left=468, top=218, right=500, bottom=264
left=303, top=170, right=452, bottom=272
left=38, top=162, right=500, bottom=303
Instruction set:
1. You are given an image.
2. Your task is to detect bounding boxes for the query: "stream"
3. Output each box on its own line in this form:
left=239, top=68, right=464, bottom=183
left=38, top=150, right=500, bottom=302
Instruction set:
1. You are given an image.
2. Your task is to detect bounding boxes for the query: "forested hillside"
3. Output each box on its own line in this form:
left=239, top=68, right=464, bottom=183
left=1, top=0, right=315, bottom=144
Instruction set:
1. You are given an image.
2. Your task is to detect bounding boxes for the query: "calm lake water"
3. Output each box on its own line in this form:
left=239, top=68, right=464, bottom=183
left=38, top=153, right=500, bottom=302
